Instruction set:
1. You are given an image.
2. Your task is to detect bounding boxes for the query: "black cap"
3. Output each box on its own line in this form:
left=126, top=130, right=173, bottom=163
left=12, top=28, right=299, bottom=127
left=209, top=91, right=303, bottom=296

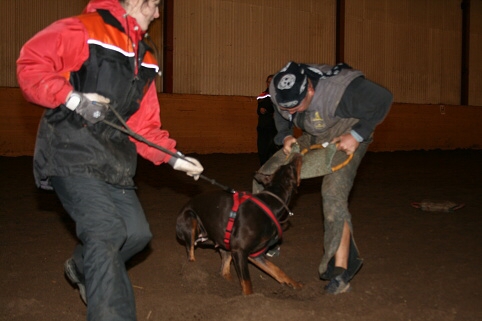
left=272, top=62, right=307, bottom=108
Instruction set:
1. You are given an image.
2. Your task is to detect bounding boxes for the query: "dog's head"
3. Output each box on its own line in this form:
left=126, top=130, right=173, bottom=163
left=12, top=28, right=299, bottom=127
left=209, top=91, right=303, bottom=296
left=254, top=153, right=303, bottom=188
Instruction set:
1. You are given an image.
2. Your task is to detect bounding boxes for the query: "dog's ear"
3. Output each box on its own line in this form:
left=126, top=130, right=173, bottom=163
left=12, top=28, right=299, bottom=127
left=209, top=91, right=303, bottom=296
left=296, top=162, right=302, bottom=186
left=290, top=154, right=303, bottom=186
left=253, top=172, right=274, bottom=186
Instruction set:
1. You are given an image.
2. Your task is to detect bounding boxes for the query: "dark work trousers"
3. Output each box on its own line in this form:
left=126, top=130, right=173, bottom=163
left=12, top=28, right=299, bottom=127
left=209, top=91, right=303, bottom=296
left=257, top=121, right=278, bottom=166
left=51, top=176, right=152, bottom=321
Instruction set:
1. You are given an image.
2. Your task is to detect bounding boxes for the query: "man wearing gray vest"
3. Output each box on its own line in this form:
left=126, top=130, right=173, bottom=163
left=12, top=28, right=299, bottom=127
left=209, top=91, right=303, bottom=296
left=269, top=61, right=392, bottom=294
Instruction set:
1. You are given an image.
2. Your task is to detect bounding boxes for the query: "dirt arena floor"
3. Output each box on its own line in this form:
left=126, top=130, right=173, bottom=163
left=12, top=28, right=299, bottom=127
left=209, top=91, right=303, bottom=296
left=1, top=149, right=481, bottom=321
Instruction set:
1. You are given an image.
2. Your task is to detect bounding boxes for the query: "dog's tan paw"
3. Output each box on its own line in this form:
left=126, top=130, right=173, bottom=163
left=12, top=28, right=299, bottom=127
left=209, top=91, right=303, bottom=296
left=221, top=271, right=233, bottom=281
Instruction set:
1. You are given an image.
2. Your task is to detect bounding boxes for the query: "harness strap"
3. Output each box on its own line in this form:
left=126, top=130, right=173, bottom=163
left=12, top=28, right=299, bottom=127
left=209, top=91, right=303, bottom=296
left=224, top=192, right=249, bottom=250
left=223, top=191, right=283, bottom=257
left=248, top=195, right=283, bottom=257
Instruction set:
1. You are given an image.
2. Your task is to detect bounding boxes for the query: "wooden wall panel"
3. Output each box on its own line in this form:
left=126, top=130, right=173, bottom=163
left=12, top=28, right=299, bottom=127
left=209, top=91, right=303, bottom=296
left=439, top=0, right=463, bottom=105
left=345, top=0, right=462, bottom=105
left=0, top=0, right=88, bottom=87
left=0, top=1, right=16, bottom=86
left=469, top=0, right=482, bottom=106
left=370, top=103, right=482, bottom=151
left=173, top=0, right=336, bottom=96
left=0, top=88, right=44, bottom=156
left=159, top=93, right=256, bottom=153
left=2, top=88, right=480, bottom=157
left=2, top=0, right=481, bottom=106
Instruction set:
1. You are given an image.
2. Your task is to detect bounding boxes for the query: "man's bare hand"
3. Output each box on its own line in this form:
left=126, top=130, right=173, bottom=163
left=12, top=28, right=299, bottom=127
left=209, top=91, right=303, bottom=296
left=331, top=133, right=359, bottom=155
left=282, top=136, right=297, bottom=155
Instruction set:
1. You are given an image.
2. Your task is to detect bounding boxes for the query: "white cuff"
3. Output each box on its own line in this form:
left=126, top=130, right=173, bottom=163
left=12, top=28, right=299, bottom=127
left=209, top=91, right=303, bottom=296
left=350, top=130, right=364, bottom=142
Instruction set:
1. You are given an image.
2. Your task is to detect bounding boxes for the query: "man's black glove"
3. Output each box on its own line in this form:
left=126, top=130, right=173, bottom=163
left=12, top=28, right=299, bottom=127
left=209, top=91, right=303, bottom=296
left=65, top=91, right=110, bottom=124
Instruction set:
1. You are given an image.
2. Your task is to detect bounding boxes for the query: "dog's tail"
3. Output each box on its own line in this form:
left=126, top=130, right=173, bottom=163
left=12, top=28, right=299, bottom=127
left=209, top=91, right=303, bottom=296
left=176, top=206, right=207, bottom=242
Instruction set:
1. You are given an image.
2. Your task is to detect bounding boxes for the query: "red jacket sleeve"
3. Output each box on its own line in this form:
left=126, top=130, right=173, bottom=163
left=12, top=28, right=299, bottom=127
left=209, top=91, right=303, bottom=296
left=126, top=83, right=177, bottom=165
left=16, top=17, right=89, bottom=108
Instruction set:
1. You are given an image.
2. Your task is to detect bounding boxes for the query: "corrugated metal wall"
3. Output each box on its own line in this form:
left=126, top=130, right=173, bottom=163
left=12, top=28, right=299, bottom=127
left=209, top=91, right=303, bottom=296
left=0, top=0, right=89, bottom=87
left=1, top=0, right=481, bottom=105
left=173, top=0, right=336, bottom=95
left=345, top=0, right=463, bottom=105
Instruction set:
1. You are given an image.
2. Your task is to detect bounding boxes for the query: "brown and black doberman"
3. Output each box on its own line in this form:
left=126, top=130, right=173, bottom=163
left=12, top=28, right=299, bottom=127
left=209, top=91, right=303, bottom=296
left=176, top=153, right=303, bottom=295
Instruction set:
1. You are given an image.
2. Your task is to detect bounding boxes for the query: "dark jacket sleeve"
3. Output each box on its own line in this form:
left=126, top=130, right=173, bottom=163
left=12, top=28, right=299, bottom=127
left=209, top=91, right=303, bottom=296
left=273, top=109, right=293, bottom=146
left=335, top=78, right=393, bottom=141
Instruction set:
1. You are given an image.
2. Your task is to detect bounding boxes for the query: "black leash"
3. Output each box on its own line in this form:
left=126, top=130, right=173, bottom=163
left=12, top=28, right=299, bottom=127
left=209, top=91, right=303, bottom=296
left=102, top=106, right=236, bottom=194
left=257, top=190, right=294, bottom=219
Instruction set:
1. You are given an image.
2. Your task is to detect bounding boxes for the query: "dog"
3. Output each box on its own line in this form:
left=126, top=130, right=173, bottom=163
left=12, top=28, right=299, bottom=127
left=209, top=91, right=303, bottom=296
left=176, top=153, right=303, bottom=295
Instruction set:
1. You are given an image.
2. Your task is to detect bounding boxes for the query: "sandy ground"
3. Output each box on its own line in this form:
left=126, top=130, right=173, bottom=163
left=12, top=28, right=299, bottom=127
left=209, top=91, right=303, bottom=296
left=1, top=149, right=481, bottom=321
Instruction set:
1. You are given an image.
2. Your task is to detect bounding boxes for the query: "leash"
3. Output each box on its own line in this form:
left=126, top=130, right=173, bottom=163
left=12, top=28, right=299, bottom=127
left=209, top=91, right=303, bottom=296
left=102, top=105, right=236, bottom=193
left=257, top=190, right=294, bottom=221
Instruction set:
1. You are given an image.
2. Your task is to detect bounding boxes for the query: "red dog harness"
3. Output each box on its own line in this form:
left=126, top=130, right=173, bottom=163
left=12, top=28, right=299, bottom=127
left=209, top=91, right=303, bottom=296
left=223, top=191, right=283, bottom=257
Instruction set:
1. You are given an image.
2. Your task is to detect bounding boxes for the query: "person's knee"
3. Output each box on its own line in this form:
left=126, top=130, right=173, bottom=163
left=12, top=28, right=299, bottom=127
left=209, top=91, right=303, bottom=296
left=126, top=226, right=152, bottom=254
left=79, top=217, right=127, bottom=245
left=131, top=229, right=152, bottom=250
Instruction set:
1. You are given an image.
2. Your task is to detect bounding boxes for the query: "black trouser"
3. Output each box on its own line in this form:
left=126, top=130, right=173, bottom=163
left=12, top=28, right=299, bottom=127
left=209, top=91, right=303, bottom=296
left=257, top=125, right=278, bottom=166
left=52, top=176, right=152, bottom=321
